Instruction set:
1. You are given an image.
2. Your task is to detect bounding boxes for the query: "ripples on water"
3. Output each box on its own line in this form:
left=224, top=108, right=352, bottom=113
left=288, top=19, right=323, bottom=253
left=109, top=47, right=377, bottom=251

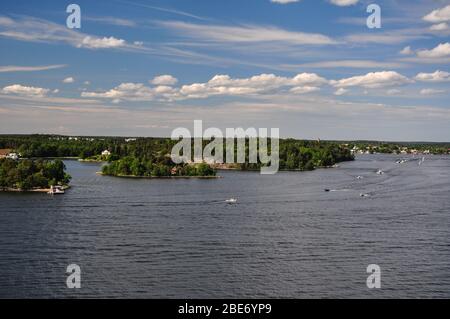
left=0, top=155, right=449, bottom=298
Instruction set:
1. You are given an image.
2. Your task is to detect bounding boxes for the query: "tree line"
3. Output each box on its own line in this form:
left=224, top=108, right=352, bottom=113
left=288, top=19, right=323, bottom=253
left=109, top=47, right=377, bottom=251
left=0, top=158, right=71, bottom=190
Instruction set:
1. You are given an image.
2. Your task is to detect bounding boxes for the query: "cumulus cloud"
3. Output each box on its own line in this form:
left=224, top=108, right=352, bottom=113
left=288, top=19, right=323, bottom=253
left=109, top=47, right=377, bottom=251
left=420, top=88, right=446, bottom=95
left=423, top=5, right=450, bottom=23
left=82, top=73, right=328, bottom=102
left=430, top=22, right=449, bottom=31
left=63, top=77, right=75, bottom=83
left=77, top=36, right=126, bottom=49
left=415, top=70, right=450, bottom=82
left=334, top=88, right=349, bottom=96
left=329, top=0, right=359, bottom=6
left=399, top=46, right=413, bottom=55
left=417, top=43, right=450, bottom=58
left=290, top=86, right=320, bottom=94
left=151, top=75, right=178, bottom=86
left=2, top=84, right=50, bottom=97
left=331, top=71, right=412, bottom=89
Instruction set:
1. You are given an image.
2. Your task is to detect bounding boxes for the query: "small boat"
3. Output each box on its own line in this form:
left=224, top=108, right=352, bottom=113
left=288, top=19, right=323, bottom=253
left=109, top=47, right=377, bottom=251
left=324, top=189, right=331, bottom=192
left=360, top=193, right=370, bottom=198
left=225, top=198, right=237, bottom=204
left=48, top=185, right=65, bottom=195
left=376, top=170, right=384, bottom=175
left=356, top=176, right=363, bottom=180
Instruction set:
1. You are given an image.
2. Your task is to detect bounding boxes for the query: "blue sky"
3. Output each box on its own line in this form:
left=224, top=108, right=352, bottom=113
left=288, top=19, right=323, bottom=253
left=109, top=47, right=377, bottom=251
left=0, top=0, right=449, bottom=141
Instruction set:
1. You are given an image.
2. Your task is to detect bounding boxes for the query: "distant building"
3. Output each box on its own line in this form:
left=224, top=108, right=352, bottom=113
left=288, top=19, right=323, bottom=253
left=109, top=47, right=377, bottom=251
left=6, top=153, right=19, bottom=160
left=101, top=150, right=111, bottom=157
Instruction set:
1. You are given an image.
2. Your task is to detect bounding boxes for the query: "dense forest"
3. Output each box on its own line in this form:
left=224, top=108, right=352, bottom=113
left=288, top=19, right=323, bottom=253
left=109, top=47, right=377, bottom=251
left=0, top=135, right=355, bottom=176
left=0, top=158, right=71, bottom=190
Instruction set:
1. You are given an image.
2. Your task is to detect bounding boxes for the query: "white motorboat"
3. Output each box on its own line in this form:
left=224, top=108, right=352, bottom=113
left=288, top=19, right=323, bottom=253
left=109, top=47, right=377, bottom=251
left=225, top=198, right=237, bottom=204
left=48, top=185, right=65, bottom=195
left=376, top=170, right=384, bottom=175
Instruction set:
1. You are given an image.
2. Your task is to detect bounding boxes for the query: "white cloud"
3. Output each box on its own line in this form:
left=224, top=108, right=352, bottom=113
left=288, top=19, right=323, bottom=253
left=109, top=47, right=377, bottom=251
left=423, top=5, right=450, bottom=23
left=0, top=64, right=66, bottom=73
left=331, top=71, right=412, bottom=89
left=151, top=75, right=178, bottom=86
left=82, top=73, right=328, bottom=102
left=399, top=46, right=413, bottom=55
left=63, top=77, right=75, bottom=83
left=159, top=21, right=337, bottom=45
left=430, top=22, right=449, bottom=31
left=417, top=43, right=450, bottom=58
left=271, top=0, right=299, bottom=4
left=77, top=36, right=126, bottom=49
left=329, top=0, right=358, bottom=7
left=2, top=84, right=50, bottom=97
left=334, top=88, right=349, bottom=96
left=415, top=70, right=450, bottom=82
left=420, top=88, right=446, bottom=95
left=0, top=16, right=129, bottom=51
left=290, top=86, right=320, bottom=94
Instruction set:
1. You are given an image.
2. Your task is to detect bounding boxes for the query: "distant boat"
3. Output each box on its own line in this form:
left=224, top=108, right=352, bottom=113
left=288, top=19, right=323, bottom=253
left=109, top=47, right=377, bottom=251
left=356, top=176, right=363, bottom=180
left=360, top=193, right=370, bottom=197
left=48, top=185, right=65, bottom=195
left=225, top=198, right=237, bottom=204
left=324, top=189, right=331, bottom=192
left=376, top=170, right=384, bottom=175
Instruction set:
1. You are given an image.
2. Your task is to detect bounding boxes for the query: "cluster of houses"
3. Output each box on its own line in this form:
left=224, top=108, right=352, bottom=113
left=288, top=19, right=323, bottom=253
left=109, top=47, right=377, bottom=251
left=350, top=145, right=432, bottom=155
left=0, top=149, right=19, bottom=160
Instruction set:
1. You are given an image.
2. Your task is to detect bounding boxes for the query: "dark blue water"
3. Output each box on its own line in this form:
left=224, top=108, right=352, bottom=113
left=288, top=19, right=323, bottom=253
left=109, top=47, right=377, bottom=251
left=1, top=155, right=450, bottom=298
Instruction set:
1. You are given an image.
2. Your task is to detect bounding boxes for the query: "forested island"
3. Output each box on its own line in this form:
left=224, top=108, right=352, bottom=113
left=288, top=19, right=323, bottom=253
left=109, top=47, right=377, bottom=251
left=0, top=135, right=355, bottom=178
left=0, top=158, right=71, bottom=191
left=1, top=134, right=448, bottom=180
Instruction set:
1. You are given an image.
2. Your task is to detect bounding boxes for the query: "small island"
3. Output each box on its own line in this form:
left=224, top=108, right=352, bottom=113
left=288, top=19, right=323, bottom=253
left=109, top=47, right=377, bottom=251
left=101, top=157, right=217, bottom=178
left=0, top=158, right=71, bottom=192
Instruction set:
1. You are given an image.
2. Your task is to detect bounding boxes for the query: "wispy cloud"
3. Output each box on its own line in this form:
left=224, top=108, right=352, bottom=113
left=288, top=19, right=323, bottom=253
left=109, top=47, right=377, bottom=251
left=0, top=64, right=66, bottom=72
left=158, top=21, right=337, bottom=46
left=114, top=0, right=209, bottom=21
left=0, top=15, right=131, bottom=50
left=284, top=60, right=405, bottom=69
left=84, top=16, right=137, bottom=27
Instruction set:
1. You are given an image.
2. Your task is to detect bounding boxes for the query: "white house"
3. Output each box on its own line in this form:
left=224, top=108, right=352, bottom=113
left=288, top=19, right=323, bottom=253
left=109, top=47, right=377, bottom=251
left=6, top=152, right=19, bottom=160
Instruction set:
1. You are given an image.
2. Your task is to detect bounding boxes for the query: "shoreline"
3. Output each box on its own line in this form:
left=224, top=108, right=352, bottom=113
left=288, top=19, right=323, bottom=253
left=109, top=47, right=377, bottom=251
left=96, top=172, right=221, bottom=179
left=0, top=185, right=70, bottom=193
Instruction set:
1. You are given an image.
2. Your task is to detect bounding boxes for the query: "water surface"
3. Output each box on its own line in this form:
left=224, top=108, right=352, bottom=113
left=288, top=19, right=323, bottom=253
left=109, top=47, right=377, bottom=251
left=1, top=155, right=449, bottom=298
